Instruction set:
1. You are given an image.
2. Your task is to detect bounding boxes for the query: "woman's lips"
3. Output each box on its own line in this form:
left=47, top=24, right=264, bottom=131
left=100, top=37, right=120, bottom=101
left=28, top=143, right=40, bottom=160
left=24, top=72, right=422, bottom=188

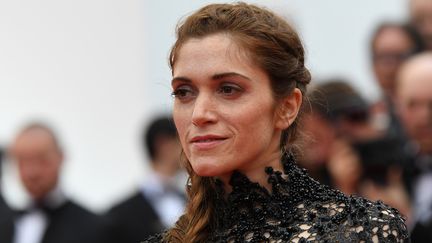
left=190, top=135, right=227, bottom=150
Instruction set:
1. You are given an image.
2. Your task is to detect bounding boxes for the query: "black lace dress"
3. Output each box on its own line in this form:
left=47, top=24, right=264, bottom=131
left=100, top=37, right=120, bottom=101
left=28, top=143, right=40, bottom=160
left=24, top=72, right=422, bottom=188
left=144, top=153, right=409, bottom=242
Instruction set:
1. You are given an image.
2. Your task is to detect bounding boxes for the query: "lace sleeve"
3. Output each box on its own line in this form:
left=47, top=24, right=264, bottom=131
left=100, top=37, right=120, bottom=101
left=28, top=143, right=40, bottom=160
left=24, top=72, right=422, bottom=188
left=289, top=197, right=410, bottom=243
left=346, top=199, right=409, bottom=243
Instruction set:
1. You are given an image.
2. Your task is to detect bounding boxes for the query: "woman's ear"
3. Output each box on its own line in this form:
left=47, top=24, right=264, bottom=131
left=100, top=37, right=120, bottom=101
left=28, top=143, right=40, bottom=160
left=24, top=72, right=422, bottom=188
left=275, top=88, right=303, bottom=130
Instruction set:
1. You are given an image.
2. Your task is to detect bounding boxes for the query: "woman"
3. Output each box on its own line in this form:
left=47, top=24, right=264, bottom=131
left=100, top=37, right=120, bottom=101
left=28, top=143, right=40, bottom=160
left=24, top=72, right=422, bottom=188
left=145, top=2, right=409, bottom=242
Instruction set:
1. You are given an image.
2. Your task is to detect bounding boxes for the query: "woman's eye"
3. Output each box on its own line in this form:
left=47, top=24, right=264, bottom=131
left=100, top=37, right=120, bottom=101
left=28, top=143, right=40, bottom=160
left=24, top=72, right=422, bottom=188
left=218, top=84, right=242, bottom=96
left=171, top=86, right=196, bottom=101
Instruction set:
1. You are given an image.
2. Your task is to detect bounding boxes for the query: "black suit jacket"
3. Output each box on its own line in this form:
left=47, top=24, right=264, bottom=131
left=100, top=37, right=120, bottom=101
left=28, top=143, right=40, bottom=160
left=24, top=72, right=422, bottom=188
left=411, top=219, right=432, bottom=243
left=107, top=192, right=164, bottom=243
left=0, top=195, right=14, bottom=243
left=20, top=200, right=113, bottom=243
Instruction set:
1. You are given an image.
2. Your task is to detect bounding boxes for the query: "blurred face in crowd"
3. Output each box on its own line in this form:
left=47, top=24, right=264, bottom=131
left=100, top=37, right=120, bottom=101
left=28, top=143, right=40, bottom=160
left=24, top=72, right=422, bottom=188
left=373, top=26, right=415, bottom=97
left=410, top=0, right=432, bottom=50
left=302, top=112, right=336, bottom=166
left=11, top=128, right=62, bottom=200
left=396, top=54, right=432, bottom=154
left=153, top=135, right=182, bottom=177
left=172, top=34, right=301, bottom=182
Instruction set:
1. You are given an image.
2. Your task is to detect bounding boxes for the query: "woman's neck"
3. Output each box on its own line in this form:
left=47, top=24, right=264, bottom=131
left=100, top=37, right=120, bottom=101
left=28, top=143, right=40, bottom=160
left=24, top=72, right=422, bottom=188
left=218, top=150, right=284, bottom=193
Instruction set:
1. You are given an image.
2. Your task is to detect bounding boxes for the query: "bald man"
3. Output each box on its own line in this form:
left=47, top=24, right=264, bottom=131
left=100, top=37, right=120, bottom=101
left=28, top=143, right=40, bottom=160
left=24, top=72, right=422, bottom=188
left=396, top=52, right=432, bottom=241
left=396, top=52, right=432, bottom=155
left=9, top=123, right=112, bottom=243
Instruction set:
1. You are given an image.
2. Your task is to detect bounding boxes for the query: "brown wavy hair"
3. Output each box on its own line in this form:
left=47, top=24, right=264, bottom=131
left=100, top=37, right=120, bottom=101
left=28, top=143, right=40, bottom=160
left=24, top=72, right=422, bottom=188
left=165, top=2, right=311, bottom=242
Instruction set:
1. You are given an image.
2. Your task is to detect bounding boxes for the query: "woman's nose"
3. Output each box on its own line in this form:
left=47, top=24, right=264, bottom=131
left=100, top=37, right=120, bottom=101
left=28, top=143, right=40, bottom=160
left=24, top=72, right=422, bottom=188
left=191, top=93, right=217, bottom=127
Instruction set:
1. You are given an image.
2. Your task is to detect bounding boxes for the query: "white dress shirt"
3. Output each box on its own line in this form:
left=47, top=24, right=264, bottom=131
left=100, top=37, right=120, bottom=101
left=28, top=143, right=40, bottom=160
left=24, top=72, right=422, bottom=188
left=414, top=172, right=432, bottom=224
left=13, top=187, right=67, bottom=243
left=141, top=173, right=186, bottom=228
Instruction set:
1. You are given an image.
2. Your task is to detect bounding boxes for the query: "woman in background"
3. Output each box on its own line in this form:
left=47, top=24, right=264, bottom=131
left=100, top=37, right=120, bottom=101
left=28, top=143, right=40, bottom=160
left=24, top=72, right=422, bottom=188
left=145, top=2, right=409, bottom=242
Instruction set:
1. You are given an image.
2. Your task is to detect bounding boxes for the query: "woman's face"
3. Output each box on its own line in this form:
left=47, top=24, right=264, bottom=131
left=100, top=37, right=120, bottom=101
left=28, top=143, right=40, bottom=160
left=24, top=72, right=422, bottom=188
left=172, top=34, right=298, bottom=180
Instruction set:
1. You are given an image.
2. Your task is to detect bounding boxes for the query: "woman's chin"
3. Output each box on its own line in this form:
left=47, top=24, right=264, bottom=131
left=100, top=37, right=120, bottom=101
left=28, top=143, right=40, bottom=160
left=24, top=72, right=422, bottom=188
left=191, top=159, right=227, bottom=177
left=192, top=165, right=220, bottom=177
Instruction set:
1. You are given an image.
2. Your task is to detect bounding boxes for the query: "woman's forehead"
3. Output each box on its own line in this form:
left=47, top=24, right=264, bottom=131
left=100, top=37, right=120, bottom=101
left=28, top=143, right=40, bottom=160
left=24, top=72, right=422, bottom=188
left=173, top=35, right=256, bottom=75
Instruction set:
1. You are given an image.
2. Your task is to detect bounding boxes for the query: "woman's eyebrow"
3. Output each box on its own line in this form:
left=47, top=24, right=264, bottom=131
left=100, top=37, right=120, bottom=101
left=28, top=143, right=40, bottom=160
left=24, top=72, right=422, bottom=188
left=212, top=72, right=251, bottom=81
left=171, top=76, right=191, bottom=85
left=171, top=72, right=251, bottom=85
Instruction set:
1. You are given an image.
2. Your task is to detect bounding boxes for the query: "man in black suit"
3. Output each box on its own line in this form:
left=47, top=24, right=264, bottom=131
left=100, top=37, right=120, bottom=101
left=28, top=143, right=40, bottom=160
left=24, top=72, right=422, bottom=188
left=9, top=122, right=112, bottom=243
left=0, top=195, right=14, bottom=243
left=0, top=147, right=15, bottom=243
left=107, top=116, right=186, bottom=243
left=395, top=53, right=432, bottom=242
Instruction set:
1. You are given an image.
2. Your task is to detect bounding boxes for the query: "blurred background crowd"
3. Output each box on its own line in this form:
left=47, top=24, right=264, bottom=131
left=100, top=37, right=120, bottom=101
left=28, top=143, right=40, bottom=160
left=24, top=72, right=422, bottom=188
left=1, top=0, right=432, bottom=242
